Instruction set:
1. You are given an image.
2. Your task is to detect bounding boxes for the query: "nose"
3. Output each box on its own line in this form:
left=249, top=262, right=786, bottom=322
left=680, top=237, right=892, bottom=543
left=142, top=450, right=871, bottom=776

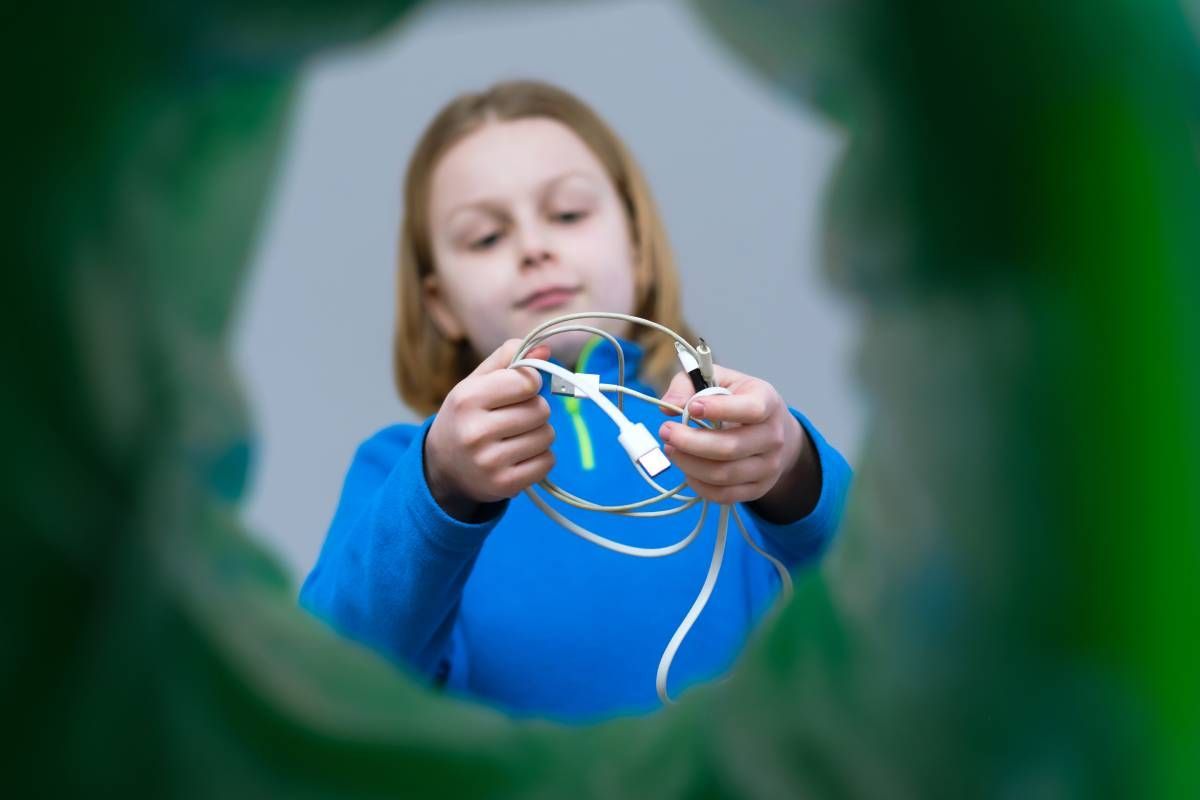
left=521, top=249, right=553, bottom=269
left=516, top=219, right=555, bottom=269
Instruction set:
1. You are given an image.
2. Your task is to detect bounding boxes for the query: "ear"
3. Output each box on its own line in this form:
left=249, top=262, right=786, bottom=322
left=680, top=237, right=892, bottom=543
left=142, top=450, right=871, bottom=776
left=422, top=273, right=466, bottom=342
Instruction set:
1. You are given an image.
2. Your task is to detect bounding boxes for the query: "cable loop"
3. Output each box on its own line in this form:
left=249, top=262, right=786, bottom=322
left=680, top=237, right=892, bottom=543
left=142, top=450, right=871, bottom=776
left=509, top=312, right=793, bottom=704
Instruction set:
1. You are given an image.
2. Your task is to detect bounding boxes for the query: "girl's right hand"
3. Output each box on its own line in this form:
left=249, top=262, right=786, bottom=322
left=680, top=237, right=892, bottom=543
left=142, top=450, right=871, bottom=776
left=424, top=339, right=556, bottom=521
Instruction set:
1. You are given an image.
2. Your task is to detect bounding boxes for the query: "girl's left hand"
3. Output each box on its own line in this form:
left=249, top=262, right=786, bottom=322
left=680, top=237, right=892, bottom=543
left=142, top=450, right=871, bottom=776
left=657, top=365, right=819, bottom=518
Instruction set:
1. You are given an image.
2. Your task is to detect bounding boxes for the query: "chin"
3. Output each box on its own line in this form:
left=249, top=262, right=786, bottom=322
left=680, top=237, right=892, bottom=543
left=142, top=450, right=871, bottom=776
left=522, top=301, right=580, bottom=330
left=549, top=330, right=589, bottom=359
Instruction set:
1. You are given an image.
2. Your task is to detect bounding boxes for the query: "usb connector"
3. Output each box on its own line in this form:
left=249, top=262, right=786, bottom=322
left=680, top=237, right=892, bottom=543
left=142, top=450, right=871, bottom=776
left=550, top=372, right=600, bottom=398
left=636, top=447, right=671, bottom=477
left=674, top=342, right=708, bottom=394
left=617, top=422, right=671, bottom=477
left=696, top=338, right=715, bottom=388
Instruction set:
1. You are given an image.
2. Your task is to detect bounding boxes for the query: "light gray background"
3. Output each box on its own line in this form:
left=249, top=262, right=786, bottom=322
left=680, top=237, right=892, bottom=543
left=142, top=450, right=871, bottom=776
left=233, top=0, right=865, bottom=580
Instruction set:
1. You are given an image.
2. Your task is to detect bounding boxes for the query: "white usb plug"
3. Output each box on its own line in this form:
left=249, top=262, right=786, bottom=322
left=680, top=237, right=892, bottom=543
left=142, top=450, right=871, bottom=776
left=617, top=422, right=671, bottom=477
left=550, top=372, right=600, bottom=398
left=548, top=371, right=668, bottom=475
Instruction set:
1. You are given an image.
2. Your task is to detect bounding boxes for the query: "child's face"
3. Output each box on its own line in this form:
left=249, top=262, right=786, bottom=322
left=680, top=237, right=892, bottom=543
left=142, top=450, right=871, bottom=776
left=424, top=117, right=637, bottom=366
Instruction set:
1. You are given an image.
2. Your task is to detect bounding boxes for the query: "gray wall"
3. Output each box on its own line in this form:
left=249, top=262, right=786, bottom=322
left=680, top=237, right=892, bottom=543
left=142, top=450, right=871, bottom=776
left=233, top=0, right=864, bottom=579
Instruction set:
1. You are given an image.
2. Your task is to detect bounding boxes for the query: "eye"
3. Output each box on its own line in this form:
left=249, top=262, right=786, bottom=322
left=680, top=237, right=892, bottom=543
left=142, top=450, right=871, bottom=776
left=553, top=210, right=587, bottom=224
left=469, top=230, right=503, bottom=251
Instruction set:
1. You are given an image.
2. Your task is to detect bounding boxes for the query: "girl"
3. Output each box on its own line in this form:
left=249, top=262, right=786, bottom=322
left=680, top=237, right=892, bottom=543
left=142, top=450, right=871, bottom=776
left=301, top=80, right=851, bottom=723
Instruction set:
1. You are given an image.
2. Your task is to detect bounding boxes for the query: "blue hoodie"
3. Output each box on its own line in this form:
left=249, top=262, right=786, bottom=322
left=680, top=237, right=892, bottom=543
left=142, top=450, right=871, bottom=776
left=300, top=335, right=851, bottom=723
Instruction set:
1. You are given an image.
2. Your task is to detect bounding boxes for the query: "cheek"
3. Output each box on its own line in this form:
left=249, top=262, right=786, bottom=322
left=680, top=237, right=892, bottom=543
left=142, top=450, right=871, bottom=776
left=431, top=252, right=515, bottom=348
left=435, top=251, right=505, bottom=312
left=578, top=218, right=637, bottom=312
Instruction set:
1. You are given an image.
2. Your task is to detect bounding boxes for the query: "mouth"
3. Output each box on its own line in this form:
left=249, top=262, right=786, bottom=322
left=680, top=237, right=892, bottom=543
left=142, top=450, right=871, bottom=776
left=517, top=286, right=581, bottom=311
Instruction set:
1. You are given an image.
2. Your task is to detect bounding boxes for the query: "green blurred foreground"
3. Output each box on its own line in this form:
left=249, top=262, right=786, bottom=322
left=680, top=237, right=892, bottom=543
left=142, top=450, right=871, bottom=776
left=3, top=1, right=1197, bottom=796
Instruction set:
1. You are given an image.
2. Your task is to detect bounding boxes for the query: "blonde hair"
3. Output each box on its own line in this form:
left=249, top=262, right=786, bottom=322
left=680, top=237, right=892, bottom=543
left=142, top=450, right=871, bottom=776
left=394, top=80, right=696, bottom=416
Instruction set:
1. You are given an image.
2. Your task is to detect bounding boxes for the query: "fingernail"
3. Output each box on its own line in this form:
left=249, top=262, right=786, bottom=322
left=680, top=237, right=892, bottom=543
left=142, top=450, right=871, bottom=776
left=690, top=401, right=705, bottom=418
left=660, top=424, right=672, bottom=441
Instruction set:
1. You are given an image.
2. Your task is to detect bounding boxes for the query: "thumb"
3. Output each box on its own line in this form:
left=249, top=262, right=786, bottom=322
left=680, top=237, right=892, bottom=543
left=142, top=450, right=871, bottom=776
left=658, top=371, right=698, bottom=415
left=473, top=339, right=550, bottom=376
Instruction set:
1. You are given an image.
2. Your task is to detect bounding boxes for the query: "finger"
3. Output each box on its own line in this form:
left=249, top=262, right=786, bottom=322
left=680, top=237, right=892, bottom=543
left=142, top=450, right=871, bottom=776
left=687, top=387, right=776, bottom=425
left=660, top=363, right=753, bottom=415
left=477, top=343, right=552, bottom=407
left=658, top=420, right=775, bottom=461
left=499, top=450, right=556, bottom=496
left=679, top=473, right=770, bottom=506
left=472, top=338, right=522, bottom=376
left=662, top=444, right=769, bottom=487
left=465, top=340, right=547, bottom=405
left=479, top=369, right=543, bottom=409
left=473, top=340, right=550, bottom=376
left=488, top=395, right=552, bottom=438
left=708, top=363, right=748, bottom=389
left=496, top=340, right=552, bottom=402
left=658, top=371, right=698, bottom=415
left=482, top=424, right=556, bottom=469
left=516, top=343, right=552, bottom=364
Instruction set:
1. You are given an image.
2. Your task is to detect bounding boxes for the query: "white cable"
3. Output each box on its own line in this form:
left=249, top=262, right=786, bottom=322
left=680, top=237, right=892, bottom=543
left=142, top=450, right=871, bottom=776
left=508, top=312, right=794, bottom=705
left=656, top=504, right=729, bottom=703
left=733, top=504, right=793, bottom=597
left=525, top=488, right=711, bottom=558
left=523, top=323, right=626, bottom=413
left=510, top=357, right=629, bottom=432
left=518, top=312, right=703, bottom=366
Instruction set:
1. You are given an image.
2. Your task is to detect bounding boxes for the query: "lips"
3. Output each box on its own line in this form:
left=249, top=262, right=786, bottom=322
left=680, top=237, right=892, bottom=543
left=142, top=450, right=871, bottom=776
left=518, top=285, right=580, bottom=310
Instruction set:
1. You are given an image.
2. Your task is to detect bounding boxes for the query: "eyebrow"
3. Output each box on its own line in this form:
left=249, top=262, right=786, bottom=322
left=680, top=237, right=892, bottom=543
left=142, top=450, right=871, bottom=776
left=441, top=170, right=602, bottom=228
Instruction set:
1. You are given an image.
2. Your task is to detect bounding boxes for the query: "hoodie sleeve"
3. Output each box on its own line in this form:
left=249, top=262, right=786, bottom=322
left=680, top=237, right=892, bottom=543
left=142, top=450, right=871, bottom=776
left=739, top=408, right=852, bottom=570
left=299, top=415, right=507, bottom=683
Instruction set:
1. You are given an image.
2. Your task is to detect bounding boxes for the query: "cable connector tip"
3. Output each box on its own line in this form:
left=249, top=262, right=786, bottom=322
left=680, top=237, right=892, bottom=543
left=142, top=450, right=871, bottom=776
left=618, top=422, right=671, bottom=477
left=696, top=338, right=715, bottom=388
left=550, top=372, right=600, bottom=398
left=638, top=448, right=671, bottom=478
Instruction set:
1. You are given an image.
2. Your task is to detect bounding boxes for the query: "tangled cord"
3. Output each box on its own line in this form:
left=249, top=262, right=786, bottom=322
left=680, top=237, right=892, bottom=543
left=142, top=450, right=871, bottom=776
left=508, top=312, right=793, bottom=704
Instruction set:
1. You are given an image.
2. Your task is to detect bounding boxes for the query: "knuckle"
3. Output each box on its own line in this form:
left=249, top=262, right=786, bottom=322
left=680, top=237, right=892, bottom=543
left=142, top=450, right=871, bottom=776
left=462, top=419, right=488, bottom=448
left=458, top=422, right=477, bottom=447
left=476, top=447, right=501, bottom=471
left=494, top=473, right=519, bottom=497
left=717, top=437, right=737, bottom=460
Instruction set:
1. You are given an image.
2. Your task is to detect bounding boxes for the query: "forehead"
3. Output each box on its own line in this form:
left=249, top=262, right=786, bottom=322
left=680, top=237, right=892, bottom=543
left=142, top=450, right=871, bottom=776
left=429, top=117, right=611, bottom=218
